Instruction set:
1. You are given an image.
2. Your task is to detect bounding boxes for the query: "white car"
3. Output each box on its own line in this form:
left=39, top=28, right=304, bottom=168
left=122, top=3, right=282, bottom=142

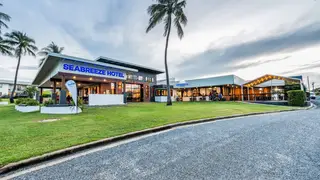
left=310, top=92, right=316, bottom=100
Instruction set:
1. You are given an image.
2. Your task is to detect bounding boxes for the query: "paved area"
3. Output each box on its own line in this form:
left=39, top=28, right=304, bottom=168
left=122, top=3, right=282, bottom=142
left=5, top=109, right=320, bottom=180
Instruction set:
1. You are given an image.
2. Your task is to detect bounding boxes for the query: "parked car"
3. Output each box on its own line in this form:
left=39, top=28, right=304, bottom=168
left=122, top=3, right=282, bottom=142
left=310, top=92, right=316, bottom=100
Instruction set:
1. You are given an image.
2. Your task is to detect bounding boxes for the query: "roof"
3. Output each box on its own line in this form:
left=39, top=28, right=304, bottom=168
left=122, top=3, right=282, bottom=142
left=0, top=79, right=31, bottom=85
left=32, top=53, right=139, bottom=85
left=95, top=56, right=164, bottom=74
left=172, top=75, right=246, bottom=88
left=243, top=74, right=301, bottom=87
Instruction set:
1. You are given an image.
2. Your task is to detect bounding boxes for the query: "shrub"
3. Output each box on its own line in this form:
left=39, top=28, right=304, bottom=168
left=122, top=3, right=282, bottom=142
left=43, top=99, right=55, bottom=106
left=15, top=98, right=39, bottom=106
left=220, top=97, right=226, bottom=101
left=71, top=97, right=84, bottom=110
left=287, top=90, right=306, bottom=107
left=24, top=86, right=38, bottom=98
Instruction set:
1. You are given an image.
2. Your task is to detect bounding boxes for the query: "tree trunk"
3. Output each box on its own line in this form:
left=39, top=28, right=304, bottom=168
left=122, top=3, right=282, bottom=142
left=164, top=15, right=172, bottom=106
left=10, top=54, right=21, bottom=103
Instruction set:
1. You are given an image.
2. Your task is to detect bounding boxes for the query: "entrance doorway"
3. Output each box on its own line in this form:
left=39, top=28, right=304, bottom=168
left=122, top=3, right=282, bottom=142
left=125, top=84, right=142, bottom=102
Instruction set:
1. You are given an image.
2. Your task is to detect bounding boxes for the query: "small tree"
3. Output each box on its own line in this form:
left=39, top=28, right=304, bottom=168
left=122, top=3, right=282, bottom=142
left=287, top=90, right=306, bottom=107
left=24, top=86, right=38, bottom=98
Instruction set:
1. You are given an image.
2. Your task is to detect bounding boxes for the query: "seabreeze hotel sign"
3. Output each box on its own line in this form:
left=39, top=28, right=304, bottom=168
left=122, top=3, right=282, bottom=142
left=61, top=62, right=126, bottom=80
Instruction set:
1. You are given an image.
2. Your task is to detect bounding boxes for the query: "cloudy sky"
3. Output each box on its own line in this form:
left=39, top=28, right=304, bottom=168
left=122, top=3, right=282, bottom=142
left=0, top=0, right=320, bottom=87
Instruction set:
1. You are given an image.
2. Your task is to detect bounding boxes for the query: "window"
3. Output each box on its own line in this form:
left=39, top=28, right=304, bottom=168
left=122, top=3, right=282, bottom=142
left=0, top=84, right=2, bottom=88
left=111, top=83, right=115, bottom=94
left=132, top=75, right=138, bottom=80
left=138, top=76, right=143, bottom=81
left=156, top=89, right=172, bottom=96
left=146, top=77, right=153, bottom=82
left=127, top=75, right=133, bottom=80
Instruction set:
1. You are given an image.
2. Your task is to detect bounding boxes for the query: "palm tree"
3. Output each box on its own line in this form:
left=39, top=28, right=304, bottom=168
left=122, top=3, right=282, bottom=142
left=146, top=0, right=187, bottom=106
left=38, top=42, right=64, bottom=66
left=3, top=31, right=38, bottom=103
left=0, top=3, right=11, bottom=34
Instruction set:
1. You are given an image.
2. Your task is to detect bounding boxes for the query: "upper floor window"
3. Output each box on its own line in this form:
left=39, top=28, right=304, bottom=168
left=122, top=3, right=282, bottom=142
left=0, top=84, right=3, bottom=88
left=138, top=76, right=143, bottom=81
left=127, top=75, right=133, bottom=80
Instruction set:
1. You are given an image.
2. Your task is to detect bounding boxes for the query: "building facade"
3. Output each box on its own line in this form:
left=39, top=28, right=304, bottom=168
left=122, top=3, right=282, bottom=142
left=32, top=53, right=163, bottom=104
left=154, top=74, right=304, bottom=102
left=0, top=79, right=31, bottom=97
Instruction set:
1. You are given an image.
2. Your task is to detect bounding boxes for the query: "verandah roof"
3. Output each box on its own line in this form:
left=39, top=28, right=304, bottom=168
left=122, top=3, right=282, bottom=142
left=243, top=74, right=301, bottom=87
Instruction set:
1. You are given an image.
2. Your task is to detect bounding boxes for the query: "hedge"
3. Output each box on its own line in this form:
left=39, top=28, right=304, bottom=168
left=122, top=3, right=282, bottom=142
left=287, top=90, right=306, bottom=107
left=15, top=98, right=39, bottom=106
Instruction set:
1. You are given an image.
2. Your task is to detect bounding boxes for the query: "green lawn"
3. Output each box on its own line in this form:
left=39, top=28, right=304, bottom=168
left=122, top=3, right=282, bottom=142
left=0, top=98, right=10, bottom=103
left=0, top=102, right=294, bottom=167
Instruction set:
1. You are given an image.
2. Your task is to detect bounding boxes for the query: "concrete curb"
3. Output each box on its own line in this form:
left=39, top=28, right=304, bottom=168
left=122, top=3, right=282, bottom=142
left=0, top=108, right=306, bottom=175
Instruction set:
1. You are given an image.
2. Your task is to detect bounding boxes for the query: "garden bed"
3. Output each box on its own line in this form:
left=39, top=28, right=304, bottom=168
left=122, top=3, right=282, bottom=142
left=15, top=105, right=40, bottom=113
left=40, top=106, right=82, bottom=114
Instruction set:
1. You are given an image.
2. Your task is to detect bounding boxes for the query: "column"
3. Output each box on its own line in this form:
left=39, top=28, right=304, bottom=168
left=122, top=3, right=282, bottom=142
left=61, top=75, right=66, bottom=90
left=123, top=81, right=127, bottom=103
left=40, top=88, right=43, bottom=103
left=52, top=80, right=57, bottom=103
left=59, top=75, right=67, bottom=104
left=241, top=85, right=244, bottom=101
left=252, top=87, right=255, bottom=101
left=53, top=80, right=56, bottom=94
left=232, top=85, right=235, bottom=101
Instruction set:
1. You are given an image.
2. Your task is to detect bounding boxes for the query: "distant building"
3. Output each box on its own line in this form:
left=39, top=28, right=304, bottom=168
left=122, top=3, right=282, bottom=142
left=0, top=79, right=31, bottom=97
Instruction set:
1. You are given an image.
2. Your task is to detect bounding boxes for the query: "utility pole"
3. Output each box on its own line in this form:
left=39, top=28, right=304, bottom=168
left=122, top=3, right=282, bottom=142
left=307, top=76, right=311, bottom=92
left=312, top=82, right=315, bottom=92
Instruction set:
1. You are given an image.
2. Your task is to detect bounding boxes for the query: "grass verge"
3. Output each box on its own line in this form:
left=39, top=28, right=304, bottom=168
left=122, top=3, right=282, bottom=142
left=0, top=102, right=294, bottom=166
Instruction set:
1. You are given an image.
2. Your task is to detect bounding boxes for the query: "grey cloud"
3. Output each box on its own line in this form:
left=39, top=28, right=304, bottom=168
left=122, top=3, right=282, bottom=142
left=9, top=65, right=38, bottom=70
left=231, top=56, right=291, bottom=69
left=281, top=62, right=320, bottom=75
left=175, top=22, right=320, bottom=79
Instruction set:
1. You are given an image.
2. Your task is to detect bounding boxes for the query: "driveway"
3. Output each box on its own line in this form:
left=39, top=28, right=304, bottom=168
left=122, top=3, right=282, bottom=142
left=4, top=109, right=320, bottom=180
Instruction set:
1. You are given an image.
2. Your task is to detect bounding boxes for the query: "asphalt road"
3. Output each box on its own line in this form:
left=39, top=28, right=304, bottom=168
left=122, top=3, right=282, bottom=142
left=5, top=108, right=320, bottom=180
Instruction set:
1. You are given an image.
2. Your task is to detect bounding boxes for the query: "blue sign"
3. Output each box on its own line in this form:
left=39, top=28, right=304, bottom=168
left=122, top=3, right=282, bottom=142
left=176, top=83, right=188, bottom=87
left=63, top=63, right=125, bottom=78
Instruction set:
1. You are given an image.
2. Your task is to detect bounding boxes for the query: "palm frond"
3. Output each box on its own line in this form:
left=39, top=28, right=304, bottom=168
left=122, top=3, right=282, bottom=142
left=146, top=4, right=167, bottom=33
left=28, top=44, right=38, bottom=52
left=147, top=4, right=166, bottom=15
left=37, top=51, right=48, bottom=56
left=156, top=0, right=170, bottom=4
left=174, top=8, right=187, bottom=26
left=59, top=47, right=64, bottom=53
left=26, top=48, right=36, bottom=57
left=176, top=0, right=186, bottom=8
left=174, top=16, right=184, bottom=39
left=0, top=41, right=13, bottom=56
left=0, top=12, right=11, bottom=22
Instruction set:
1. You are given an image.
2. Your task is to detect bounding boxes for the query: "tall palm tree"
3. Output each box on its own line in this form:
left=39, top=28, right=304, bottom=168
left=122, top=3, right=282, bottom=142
left=38, top=42, right=64, bottom=66
left=146, top=0, right=187, bottom=106
left=3, top=31, right=38, bottom=103
left=0, top=3, right=11, bottom=34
